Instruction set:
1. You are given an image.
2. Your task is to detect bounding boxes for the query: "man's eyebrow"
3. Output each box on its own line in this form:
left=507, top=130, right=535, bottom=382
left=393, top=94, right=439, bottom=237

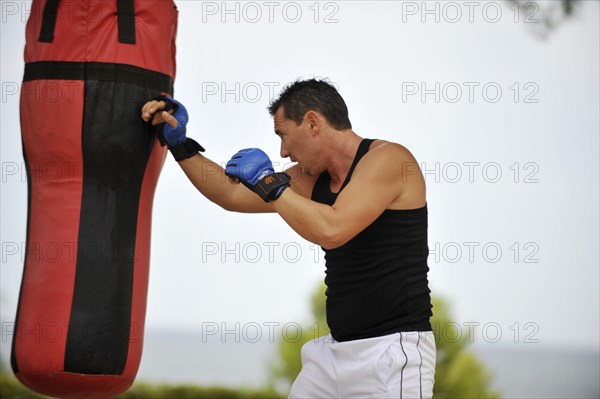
left=275, top=129, right=284, bottom=136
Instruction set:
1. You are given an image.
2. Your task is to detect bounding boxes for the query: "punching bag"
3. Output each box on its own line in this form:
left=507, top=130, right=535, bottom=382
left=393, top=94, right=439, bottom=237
left=11, top=1, right=178, bottom=397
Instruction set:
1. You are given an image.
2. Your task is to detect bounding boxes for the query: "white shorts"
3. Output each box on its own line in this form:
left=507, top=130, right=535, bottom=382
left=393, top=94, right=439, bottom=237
left=288, top=331, right=436, bottom=399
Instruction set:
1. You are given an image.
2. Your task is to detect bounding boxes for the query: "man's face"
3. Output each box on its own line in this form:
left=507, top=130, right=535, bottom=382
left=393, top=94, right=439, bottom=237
left=274, top=107, right=318, bottom=175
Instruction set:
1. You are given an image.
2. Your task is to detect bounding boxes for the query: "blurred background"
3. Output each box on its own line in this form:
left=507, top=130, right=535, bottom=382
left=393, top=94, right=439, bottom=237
left=1, top=0, right=598, bottom=397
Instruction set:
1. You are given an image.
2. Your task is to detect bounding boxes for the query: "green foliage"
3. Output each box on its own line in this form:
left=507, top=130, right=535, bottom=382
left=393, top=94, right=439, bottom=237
left=270, top=283, right=499, bottom=398
left=431, top=298, right=498, bottom=399
left=1, top=369, right=49, bottom=399
left=2, top=284, right=497, bottom=399
left=0, top=371, right=282, bottom=399
left=116, top=383, right=282, bottom=399
left=269, top=282, right=328, bottom=391
left=0, top=361, right=281, bottom=399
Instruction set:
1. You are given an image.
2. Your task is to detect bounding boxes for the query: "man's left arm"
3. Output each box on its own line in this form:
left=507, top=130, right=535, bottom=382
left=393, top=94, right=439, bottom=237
left=271, top=146, right=405, bottom=249
left=226, top=143, right=414, bottom=249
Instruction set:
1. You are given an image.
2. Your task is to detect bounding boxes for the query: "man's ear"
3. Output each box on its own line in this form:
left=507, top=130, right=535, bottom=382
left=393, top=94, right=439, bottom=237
left=304, top=111, right=320, bottom=134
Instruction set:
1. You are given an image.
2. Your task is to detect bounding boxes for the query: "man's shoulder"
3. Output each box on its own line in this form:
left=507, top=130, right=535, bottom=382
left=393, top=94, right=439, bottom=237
left=364, top=139, right=419, bottom=169
left=364, top=139, right=426, bottom=209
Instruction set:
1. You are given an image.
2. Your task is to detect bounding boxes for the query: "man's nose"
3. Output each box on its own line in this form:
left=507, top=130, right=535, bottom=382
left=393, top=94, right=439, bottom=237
left=280, top=142, right=290, bottom=158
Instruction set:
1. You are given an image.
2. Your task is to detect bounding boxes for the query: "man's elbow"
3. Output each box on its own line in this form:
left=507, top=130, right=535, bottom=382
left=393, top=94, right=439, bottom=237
left=219, top=200, right=253, bottom=213
left=214, top=187, right=249, bottom=212
left=219, top=200, right=238, bottom=212
left=317, top=228, right=350, bottom=250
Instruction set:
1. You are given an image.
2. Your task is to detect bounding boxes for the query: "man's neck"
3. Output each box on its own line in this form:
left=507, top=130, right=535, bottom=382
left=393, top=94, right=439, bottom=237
left=323, top=130, right=363, bottom=186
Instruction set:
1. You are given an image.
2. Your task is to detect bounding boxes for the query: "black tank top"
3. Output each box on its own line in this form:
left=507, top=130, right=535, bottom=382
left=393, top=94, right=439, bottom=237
left=311, top=138, right=432, bottom=341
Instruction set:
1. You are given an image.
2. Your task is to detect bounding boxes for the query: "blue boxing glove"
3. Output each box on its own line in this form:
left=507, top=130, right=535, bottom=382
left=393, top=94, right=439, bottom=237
left=161, top=96, right=188, bottom=146
left=151, top=95, right=205, bottom=161
left=225, top=148, right=291, bottom=202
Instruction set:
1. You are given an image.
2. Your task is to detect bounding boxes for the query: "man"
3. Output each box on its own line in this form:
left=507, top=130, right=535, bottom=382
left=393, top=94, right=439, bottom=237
left=141, top=79, right=436, bottom=398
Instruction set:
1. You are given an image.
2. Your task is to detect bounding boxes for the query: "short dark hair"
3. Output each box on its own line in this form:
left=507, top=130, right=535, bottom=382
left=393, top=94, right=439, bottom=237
left=268, top=79, right=352, bottom=130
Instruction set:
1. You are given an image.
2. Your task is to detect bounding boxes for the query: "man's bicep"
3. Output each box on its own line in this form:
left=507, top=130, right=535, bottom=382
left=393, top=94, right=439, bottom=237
left=328, top=166, right=400, bottom=244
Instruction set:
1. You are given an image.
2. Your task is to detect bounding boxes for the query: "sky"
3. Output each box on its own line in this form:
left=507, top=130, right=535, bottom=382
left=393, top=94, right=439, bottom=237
left=1, top=0, right=599, bottom=381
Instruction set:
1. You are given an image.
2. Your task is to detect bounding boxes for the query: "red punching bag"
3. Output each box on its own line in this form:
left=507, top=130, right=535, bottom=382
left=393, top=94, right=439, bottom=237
left=11, top=1, right=178, bottom=397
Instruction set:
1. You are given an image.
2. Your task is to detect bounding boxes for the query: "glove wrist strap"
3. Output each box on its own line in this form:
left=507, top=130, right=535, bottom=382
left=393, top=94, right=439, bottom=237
left=169, top=138, right=205, bottom=162
left=254, top=172, right=291, bottom=202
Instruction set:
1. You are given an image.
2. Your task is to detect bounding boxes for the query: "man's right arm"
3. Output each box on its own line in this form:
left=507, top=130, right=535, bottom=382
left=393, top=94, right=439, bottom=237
left=141, top=96, right=274, bottom=213
left=177, top=153, right=274, bottom=213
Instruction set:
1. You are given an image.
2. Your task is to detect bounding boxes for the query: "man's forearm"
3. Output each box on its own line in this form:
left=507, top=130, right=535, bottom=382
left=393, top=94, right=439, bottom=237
left=177, top=153, right=273, bottom=213
left=178, top=154, right=237, bottom=210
